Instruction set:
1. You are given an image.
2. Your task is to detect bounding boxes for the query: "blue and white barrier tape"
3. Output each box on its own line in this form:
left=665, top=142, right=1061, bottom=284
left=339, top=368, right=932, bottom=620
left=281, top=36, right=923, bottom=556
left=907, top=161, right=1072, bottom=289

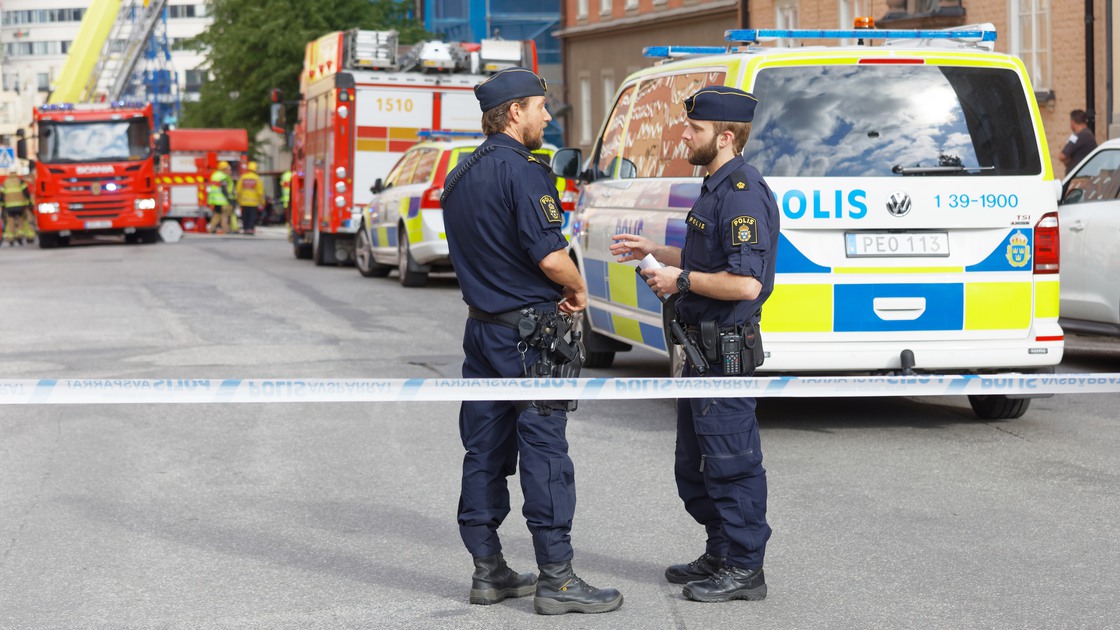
left=2, top=374, right=1120, bottom=405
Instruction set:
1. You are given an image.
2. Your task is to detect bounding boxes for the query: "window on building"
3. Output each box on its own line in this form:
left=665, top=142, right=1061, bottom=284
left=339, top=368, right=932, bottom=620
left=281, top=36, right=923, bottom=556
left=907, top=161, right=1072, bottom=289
left=580, top=76, right=593, bottom=145
left=600, top=0, right=612, bottom=16
left=1011, top=0, right=1051, bottom=93
left=169, top=5, right=199, bottom=19
left=838, top=0, right=870, bottom=40
left=625, top=0, right=639, bottom=9
left=618, top=70, right=728, bottom=178
left=776, top=0, right=799, bottom=46
left=577, top=0, right=588, bottom=20
left=37, top=73, right=51, bottom=92
left=184, top=69, right=205, bottom=93
left=2, top=73, right=19, bottom=92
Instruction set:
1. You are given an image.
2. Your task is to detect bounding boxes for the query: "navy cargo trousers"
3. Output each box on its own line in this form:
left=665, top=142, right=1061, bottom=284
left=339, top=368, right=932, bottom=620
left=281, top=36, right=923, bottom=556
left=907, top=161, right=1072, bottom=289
left=675, top=361, right=771, bottom=569
left=457, top=317, right=575, bottom=566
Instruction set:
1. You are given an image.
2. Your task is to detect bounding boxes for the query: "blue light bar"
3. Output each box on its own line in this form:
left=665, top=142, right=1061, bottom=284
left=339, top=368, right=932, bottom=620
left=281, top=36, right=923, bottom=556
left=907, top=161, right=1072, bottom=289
left=39, top=103, right=76, bottom=111
left=643, top=45, right=728, bottom=59
left=417, top=130, right=486, bottom=139
left=724, top=28, right=997, bottom=43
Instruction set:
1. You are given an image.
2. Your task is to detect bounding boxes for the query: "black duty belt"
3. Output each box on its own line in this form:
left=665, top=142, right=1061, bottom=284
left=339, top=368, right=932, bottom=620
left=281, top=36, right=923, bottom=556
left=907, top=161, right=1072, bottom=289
left=468, top=306, right=524, bottom=330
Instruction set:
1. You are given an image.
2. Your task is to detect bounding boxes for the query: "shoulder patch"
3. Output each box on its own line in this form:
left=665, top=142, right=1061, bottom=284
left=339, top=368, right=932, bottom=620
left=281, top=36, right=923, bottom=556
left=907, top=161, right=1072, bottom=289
left=730, top=215, right=758, bottom=246
left=730, top=170, right=749, bottom=191
left=539, top=195, right=562, bottom=223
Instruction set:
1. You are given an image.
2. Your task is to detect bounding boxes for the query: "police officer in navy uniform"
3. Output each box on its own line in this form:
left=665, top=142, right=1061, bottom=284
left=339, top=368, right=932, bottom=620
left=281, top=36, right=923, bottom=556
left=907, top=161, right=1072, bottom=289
left=441, top=67, right=624, bottom=616
left=611, top=85, right=778, bottom=603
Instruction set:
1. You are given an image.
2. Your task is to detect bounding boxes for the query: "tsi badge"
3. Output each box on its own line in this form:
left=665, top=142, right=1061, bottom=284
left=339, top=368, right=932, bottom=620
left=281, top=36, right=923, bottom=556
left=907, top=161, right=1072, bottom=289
left=886, top=191, right=911, bottom=217
left=1006, top=230, right=1031, bottom=267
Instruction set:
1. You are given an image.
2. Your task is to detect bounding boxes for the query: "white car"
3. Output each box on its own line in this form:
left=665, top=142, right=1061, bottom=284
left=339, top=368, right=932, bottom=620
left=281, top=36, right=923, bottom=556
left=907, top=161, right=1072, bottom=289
left=1059, top=139, right=1120, bottom=335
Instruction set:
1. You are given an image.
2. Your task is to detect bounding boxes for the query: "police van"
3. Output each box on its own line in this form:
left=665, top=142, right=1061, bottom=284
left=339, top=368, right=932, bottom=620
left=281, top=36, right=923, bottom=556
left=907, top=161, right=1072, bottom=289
left=551, top=24, right=1063, bottom=419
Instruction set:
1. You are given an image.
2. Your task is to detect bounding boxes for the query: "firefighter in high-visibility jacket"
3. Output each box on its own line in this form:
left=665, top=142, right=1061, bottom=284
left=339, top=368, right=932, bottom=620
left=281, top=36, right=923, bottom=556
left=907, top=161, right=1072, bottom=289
left=280, top=169, right=292, bottom=217
left=208, top=161, right=235, bottom=234
left=1, top=170, right=35, bottom=246
left=235, top=161, right=266, bottom=235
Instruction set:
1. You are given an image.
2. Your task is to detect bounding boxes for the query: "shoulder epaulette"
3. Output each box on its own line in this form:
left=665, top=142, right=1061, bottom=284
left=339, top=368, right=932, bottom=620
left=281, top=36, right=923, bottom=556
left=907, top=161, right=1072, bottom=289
left=729, top=169, right=750, bottom=191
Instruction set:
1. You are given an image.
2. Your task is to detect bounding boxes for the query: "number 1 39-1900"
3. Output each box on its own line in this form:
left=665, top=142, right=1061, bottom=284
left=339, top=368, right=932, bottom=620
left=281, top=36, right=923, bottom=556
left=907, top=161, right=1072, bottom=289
left=935, top=193, right=1019, bottom=208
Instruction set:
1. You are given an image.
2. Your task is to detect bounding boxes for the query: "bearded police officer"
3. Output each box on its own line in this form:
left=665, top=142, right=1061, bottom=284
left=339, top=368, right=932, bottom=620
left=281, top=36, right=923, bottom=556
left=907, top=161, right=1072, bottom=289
left=610, top=85, right=778, bottom=603
left=441, top=67, right=623, bottom=616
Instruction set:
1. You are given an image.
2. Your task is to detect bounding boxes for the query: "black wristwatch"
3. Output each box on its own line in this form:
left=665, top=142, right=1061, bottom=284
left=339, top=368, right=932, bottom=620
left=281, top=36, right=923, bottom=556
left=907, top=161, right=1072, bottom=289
left=676, top=270, right=691, bottom=295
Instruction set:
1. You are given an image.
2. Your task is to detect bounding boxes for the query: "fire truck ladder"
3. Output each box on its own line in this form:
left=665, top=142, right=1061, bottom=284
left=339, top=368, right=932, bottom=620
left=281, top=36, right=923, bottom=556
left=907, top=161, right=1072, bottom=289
left=83, top=0, right=170, bottom=102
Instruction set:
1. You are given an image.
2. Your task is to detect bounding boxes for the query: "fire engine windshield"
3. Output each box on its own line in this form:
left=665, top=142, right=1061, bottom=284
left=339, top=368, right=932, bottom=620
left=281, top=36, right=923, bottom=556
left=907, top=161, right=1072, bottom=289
left=37, top=119, right=152, bottom=164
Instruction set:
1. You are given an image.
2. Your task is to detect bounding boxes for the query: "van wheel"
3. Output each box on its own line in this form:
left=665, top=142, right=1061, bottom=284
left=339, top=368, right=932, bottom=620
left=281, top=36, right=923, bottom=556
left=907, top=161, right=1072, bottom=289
left=356, top=225, right=390, bottom=277
left=578, top=313, right=615, bottom=368
left=968, top=395, right=1030, bottom=420
left=397, top=228, right=428, bottom=287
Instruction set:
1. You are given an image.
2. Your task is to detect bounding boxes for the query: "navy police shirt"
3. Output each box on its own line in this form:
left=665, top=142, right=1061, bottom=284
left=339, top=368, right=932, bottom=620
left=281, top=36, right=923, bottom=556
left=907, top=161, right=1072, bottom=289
left=676, top=154, right=780, bottom=328
left=442, top=133, right=568, bottom=314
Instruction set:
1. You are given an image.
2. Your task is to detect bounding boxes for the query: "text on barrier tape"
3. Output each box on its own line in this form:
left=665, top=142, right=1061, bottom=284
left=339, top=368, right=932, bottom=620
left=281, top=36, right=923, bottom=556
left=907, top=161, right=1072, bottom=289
left=2, top=375, right=1120, bottom=405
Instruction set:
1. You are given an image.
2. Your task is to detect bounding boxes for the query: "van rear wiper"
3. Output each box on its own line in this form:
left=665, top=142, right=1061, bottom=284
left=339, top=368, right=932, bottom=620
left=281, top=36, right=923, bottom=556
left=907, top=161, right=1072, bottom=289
left=891, top=164, right=994, bottom=175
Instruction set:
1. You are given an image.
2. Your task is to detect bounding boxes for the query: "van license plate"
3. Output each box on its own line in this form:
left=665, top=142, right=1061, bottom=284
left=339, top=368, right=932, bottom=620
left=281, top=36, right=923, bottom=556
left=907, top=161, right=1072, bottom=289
left=845, top=232, right=949, bottom=257
left=84, top=220, right=113, bottom=230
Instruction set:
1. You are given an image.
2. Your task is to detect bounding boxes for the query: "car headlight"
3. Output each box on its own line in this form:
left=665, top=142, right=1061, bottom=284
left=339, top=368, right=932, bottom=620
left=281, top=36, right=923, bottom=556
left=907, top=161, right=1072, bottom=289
left=335, top=181, right=347, bottom=194
left=134, top=198, right=156, bottom=210
left=38, top=202, right=60, bottom=214
left=334, top=195, right=346, bottom=208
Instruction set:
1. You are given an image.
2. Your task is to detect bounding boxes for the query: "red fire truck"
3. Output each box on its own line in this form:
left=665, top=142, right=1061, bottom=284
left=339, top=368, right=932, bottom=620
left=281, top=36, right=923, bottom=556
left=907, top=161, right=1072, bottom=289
left=22, top=102, right=162, bottom=248
left=156, top=128, right=249, bottom=234
left=289, top=29, right=537, bottom=265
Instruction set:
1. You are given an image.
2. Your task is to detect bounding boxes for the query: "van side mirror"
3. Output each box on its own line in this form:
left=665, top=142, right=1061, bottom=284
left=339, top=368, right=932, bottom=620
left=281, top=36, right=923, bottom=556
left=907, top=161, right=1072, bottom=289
left=617, top=157, right=637, bottom=179
left=551, top=148, right=583, bottom=180
left=371, top=178, right=383, bottom=194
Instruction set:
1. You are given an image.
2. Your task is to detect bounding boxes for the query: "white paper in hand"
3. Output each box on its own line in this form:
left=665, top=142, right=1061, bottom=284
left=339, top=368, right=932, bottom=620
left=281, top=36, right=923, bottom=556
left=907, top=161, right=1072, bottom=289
left=637, top=253, right=662, bottom=271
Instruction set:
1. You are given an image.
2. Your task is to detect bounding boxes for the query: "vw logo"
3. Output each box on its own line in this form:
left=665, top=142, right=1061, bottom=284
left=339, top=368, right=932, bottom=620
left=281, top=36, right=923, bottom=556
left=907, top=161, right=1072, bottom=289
left=886, top=191, right=911, bottom=217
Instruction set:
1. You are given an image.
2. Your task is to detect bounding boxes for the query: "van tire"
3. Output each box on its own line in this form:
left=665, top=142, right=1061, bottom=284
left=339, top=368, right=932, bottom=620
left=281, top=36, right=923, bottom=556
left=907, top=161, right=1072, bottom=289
left=578, top=313, right=615, bottom=369
left=968, top=395, right=1030, bottom=420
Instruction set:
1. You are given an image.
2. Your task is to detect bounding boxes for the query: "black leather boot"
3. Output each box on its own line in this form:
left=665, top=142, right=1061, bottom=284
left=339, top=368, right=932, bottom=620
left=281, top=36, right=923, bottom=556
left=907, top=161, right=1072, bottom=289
left=533, top=562, right=624, bottom=615
left=469, top=553, right=537, bottom=605
left=682, top=566, right=766, bottom=602
left=665, top=552, right=725, bottom=584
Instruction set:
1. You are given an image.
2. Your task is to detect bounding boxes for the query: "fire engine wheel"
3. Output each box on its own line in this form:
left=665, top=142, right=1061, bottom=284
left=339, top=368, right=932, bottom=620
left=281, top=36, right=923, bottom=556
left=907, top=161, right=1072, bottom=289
left=968, top=395, right=1030, bottom=420
left=355, top=226, right=390, bottom=278
left=293, top=232, right=312, bottom=259
left=397, top=228, right=428, bottom=287
left=38, top=233, right=60, bottom=249
left=126, top=229, right=159, bottom=245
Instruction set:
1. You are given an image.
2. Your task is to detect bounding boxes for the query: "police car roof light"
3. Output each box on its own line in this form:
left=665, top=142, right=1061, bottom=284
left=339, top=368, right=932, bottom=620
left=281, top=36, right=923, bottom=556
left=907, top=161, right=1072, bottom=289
left=724, top=28, right=997, bottom=44
left=642, top=45, right=729, bottom=59
left=417, top=130, right=487, bottom=140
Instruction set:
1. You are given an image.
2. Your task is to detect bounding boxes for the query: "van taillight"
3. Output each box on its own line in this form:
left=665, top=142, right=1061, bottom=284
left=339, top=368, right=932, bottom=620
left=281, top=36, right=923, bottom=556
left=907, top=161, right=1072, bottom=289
left=1033, top=212, right=1059, bottom=274
left=421, top=186, right=443, bottom=209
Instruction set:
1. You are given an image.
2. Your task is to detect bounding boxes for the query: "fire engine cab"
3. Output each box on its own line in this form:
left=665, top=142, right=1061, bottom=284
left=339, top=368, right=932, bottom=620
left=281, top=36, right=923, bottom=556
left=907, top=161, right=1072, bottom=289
left=289, top=29, right=537, bottom=265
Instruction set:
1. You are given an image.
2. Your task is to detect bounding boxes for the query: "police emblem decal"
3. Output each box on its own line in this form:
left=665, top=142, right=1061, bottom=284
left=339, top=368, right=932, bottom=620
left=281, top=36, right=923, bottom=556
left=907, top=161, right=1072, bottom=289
left=731, top=215, right=757, bottom=246
left=539, top=195, right=561, bottom=223
left=1005, top=230, right=1031, bottom=267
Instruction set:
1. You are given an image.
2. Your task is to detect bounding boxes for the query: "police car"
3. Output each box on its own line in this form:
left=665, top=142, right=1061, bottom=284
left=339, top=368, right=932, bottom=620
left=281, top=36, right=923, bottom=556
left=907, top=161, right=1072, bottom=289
left=551, top=23, right=1063, bottom=420
left=1059, top=138, right=1120, bottom=336
left=356, top=132, right=571, bottom=286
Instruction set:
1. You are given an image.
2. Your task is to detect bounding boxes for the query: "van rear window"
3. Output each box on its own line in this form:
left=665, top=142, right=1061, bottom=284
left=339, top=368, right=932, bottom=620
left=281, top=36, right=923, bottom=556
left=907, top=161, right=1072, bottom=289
left=743, top=65, right=1042, bottom=177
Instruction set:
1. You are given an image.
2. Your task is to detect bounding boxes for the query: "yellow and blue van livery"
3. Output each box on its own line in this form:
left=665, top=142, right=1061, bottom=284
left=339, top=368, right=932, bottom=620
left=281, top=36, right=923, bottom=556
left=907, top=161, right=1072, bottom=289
left=355, top=134, right=567, bottom=286
left=556, top=25, right=1062, bottom=419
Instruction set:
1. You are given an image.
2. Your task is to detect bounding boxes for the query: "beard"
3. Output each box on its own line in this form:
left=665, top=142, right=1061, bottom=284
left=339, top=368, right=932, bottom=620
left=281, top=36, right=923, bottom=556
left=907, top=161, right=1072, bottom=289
left=687, top=135, right=720, bottom=166
left=520, top=120, right=545, bottom=151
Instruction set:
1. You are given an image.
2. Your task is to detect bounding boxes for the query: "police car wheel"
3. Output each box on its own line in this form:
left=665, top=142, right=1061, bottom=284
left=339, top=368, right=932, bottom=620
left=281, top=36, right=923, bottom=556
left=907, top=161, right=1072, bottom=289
left=967, top=395, right=1030, bottom=420
left=668, top=344, right=686, bottom=378
left=397, top=229, right=428, bottom=287
left=355, top=227, right=390, bottom=278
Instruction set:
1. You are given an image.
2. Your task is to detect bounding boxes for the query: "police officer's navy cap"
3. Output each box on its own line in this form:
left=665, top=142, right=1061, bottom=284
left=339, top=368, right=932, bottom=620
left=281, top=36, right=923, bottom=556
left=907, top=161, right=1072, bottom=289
left=474, top=67, right=548, bottom=112
left=684, top=85, right=758, bottom=123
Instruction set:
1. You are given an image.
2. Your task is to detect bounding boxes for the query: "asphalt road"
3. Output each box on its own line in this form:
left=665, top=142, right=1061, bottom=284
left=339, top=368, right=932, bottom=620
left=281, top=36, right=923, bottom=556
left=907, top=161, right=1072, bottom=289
left=2, top=230, right=1119, bottom=629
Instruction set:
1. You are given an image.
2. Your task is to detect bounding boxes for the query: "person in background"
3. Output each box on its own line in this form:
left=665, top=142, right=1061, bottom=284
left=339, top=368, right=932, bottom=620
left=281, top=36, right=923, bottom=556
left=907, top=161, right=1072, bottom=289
left=1, top=169, right=35, bottom=246
left=1059, top=109, right=1097, bottom=176
left=208, top=161, right=234, bottom=234
left=235, top=161, right=266, bottom=235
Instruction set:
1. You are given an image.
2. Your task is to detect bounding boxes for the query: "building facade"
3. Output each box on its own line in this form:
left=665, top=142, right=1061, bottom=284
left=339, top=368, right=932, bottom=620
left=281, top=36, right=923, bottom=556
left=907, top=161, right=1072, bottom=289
left=0, top=0, right=211, bottom=141
left=557, top=0, right=1118, bottom=174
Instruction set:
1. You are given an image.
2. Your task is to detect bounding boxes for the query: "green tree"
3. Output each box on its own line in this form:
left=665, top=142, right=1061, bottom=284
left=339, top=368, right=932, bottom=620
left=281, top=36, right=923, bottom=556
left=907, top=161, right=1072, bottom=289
left=181, top=0, right=428, bottom=134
